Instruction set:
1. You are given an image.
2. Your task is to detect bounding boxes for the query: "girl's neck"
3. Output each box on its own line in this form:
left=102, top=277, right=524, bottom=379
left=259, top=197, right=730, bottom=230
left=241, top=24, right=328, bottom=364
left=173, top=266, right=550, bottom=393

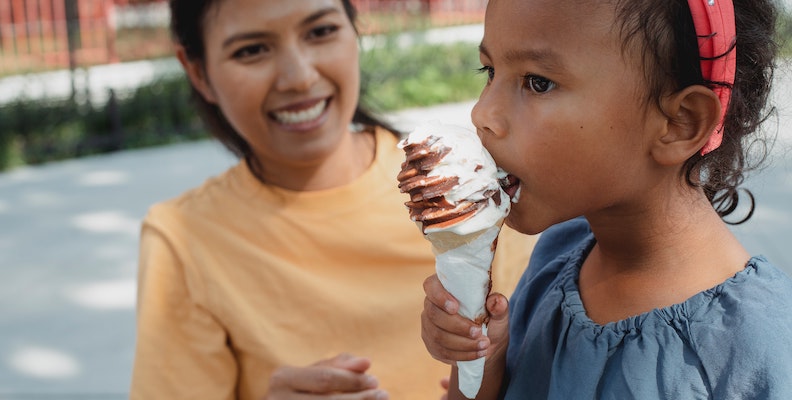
left=578, top=188, right=750, bottom=325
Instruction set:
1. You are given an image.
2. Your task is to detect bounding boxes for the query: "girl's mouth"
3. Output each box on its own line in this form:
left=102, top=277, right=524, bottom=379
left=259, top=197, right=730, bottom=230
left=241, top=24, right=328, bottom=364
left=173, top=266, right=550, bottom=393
left=499, top=173, right=522, bottom=203
left=270, top=98, right=330, bottom=125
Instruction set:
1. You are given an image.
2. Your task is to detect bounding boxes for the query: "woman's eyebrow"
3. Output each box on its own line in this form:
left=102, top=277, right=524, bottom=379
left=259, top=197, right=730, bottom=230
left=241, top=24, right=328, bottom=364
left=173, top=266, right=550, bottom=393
left=302, top=7, right=341, bottom=26
left=222, top=7, right=342, bottom=49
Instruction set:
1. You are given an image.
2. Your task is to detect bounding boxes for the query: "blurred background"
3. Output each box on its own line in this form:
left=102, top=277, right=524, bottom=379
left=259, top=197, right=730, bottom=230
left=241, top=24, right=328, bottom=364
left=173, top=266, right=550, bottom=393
left=0, top=0, right=790, bottom=398
left=0, top=0, right=496, bottom=169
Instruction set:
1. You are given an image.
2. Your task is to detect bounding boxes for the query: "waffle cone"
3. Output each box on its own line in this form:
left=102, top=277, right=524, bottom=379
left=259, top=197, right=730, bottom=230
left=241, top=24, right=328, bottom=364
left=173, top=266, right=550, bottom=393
left=428, top=224, right=502, bottom=398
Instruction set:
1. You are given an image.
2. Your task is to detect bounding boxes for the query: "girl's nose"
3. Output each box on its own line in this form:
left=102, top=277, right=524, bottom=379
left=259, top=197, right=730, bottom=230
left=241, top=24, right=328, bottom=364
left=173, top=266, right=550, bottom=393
left=275, top=48, right=320, bottom=92
left=471, top=88, right=506, bottom=140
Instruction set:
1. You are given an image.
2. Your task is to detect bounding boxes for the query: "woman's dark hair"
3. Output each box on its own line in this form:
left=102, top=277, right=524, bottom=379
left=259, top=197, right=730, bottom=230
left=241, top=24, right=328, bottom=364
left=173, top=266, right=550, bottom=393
left=169, top=0, right=400, bottom=164
left=615, top=0, right=778, bottom=224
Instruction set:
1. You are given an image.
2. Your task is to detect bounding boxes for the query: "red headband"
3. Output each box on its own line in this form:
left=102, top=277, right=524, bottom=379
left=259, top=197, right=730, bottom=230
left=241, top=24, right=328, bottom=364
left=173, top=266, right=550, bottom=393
left=688, top=0, right=737, bottom=155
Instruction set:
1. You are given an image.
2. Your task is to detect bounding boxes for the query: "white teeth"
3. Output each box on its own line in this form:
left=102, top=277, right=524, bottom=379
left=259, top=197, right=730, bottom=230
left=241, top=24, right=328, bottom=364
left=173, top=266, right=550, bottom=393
left=512, top=184, right=522, bottom=203
left=272, top=100, right=327, bottom=125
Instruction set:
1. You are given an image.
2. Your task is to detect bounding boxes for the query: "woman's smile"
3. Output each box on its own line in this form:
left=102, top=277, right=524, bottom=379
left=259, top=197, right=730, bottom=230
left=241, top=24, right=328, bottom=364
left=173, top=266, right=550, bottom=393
left=269, top=97, right=331, bottom=128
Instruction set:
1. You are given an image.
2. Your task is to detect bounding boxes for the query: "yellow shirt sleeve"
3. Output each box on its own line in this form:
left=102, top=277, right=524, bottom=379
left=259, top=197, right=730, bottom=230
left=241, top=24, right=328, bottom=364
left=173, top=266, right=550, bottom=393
left=131, top=216, right=238, bottom=400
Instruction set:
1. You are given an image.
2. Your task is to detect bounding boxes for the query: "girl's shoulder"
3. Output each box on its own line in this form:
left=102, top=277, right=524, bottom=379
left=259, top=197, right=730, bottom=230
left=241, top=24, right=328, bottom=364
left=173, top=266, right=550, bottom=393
left=677, top=257, right=792, bottom=395
left=689, top=256, right=792, bottom=338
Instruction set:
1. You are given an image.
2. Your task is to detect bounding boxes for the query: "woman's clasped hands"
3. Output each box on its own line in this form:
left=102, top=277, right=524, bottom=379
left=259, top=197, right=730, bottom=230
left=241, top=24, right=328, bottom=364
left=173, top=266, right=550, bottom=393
left=266, top=353, right=388, bottom=400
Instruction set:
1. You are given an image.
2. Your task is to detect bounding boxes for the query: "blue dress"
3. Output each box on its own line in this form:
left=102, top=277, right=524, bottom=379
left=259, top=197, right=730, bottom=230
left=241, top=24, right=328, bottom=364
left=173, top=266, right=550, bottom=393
left=503, top=217, right=792, bottom=399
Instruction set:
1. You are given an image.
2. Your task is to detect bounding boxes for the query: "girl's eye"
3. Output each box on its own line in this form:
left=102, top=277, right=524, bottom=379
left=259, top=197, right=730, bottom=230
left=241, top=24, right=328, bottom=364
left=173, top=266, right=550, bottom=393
left=308, top=25, right=340, bottom=39
left=477, top=66, right=495, bottom=82
left=232, top=44, right=268, bottom=59
left=523, top=75, right=555, bottom=94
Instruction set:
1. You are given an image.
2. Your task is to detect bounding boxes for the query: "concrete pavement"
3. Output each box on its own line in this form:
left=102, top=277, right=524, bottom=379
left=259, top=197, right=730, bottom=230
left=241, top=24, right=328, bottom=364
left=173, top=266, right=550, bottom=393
left=1, top=75, right=791, bottom=398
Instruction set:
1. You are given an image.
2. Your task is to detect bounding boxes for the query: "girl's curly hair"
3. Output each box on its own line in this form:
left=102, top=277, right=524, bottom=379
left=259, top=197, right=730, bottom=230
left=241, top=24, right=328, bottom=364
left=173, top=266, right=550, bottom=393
left=616, top=0, right=778, bottom=224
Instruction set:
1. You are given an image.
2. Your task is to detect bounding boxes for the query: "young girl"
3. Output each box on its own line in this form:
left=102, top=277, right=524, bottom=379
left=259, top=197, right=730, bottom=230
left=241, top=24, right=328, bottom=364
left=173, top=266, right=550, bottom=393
left=129, top=0, right=535, bottom=399
left=421, top=0, right=792, bottom=398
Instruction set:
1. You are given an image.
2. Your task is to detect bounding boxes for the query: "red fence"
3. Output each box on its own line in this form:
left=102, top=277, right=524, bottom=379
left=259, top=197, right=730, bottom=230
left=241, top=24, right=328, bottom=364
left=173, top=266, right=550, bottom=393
left=352, top=0, right=486, bottom=33
left=0, top=0, right=486, bottom=76
left=0, top=0, right=117, bottom=74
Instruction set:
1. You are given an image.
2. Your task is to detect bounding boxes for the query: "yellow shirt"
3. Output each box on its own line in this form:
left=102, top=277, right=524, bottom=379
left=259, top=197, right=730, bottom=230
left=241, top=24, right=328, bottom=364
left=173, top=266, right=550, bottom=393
left=131, top=128, right=536, bottom=399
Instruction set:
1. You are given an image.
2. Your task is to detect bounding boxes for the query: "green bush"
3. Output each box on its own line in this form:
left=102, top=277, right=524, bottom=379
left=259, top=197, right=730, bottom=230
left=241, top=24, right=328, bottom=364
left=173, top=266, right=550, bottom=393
left=780, top=10, right=792, bottom=57
left=1, top=10, right=791, bottom=171
left=0, top=77, right=205, bottom=169
left=360, top=40, right=485, bottom=111
left=0, top=40, right=485, bottom=170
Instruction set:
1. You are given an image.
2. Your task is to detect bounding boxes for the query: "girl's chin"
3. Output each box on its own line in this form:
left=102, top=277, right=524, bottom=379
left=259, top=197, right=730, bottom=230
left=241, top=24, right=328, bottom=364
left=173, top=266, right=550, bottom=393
left=505, top=209, right=544, bottom=236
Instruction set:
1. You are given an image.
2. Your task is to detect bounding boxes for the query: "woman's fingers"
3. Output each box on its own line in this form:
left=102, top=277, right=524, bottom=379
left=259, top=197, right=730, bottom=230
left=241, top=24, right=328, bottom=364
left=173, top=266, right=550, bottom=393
left=267, top=354, right=387, bottom=398
left=314, top=353, right=372, bottom=374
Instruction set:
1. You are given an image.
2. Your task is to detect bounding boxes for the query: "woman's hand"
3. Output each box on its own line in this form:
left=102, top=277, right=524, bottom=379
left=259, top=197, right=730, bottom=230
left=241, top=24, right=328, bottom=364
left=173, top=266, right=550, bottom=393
left=440, top=376, right=450, bottom=400
left=421, top=274, right=511, bottom=367
left=265, top=353, right=388, bottom=399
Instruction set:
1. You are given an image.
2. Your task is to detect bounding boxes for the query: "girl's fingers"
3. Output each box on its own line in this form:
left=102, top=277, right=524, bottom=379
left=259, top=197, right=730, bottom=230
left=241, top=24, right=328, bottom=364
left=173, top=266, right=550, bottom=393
left=423, top=274, right=459, bottom=315
left=422, top=302, right=489, bottom=363
left=422, top=274, right=495, bottom=364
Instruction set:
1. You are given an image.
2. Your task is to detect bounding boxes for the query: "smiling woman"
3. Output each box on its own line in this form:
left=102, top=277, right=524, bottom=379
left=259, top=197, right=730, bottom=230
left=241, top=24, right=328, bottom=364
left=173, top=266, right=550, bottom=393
left=174, top=0, right=376, bottom=191
left=129, top=0, right=536, bottom=399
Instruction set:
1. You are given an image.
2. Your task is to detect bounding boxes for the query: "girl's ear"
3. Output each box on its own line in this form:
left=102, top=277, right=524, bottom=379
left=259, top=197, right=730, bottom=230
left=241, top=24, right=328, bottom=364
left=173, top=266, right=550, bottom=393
left=176, top=45, right=218, bottom=104
left=651, top=85, right=721, bottom=166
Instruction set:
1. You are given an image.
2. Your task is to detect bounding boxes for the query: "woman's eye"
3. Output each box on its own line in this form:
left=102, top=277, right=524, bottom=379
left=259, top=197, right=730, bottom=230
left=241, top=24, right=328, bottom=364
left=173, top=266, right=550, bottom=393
left=308, top=25, right=339, bottom=39
left=477, top=66, right=495, bottom=82
left=232, top=44, right=268, bottom=59
left=524, top=75, right=555, bottom=93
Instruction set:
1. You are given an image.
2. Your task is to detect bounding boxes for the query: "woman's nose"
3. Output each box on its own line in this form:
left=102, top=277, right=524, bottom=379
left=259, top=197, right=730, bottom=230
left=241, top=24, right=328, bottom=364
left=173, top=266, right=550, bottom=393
left=471, top=88, right=506, bottom=140
left=275, top=47, right=320, bottom=92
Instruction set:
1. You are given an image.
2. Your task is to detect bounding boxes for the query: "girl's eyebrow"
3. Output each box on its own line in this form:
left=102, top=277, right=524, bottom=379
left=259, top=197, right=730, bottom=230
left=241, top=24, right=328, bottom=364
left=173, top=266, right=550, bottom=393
left=222, top=7, right=341, bottom=49
left=479, top=43, right=567, bottom=75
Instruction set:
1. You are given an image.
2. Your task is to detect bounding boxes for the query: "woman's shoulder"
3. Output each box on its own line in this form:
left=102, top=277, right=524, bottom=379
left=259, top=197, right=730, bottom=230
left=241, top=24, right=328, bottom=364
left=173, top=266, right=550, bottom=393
left=144, top=161, right=245, bottom=226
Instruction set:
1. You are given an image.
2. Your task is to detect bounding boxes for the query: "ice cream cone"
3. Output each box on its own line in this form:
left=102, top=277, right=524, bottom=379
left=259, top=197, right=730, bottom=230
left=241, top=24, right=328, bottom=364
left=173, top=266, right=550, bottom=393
left=397, top=122, right=511, bottom=398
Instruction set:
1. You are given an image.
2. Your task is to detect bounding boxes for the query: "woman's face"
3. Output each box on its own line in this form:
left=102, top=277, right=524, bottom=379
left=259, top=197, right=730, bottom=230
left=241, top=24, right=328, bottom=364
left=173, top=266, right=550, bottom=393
left=473, top=0, right=668, bottom=234
left=189, top=0, right=360, bottom=175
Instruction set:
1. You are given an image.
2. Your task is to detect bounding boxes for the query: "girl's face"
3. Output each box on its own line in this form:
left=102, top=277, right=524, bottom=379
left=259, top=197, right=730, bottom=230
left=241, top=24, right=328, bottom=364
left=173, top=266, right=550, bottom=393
left=473, top=0, right=668, bottom=234
left=190, top=0, right=359, bottom=175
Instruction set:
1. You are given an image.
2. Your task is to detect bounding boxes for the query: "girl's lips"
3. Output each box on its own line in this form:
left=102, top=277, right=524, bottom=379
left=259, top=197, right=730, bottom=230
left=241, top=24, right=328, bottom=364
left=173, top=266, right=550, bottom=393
left=499, top=174, right=522, bottom=202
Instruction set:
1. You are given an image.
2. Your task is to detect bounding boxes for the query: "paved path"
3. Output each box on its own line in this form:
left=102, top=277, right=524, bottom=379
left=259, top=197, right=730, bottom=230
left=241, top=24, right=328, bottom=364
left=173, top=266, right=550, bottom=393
left=1, top=75, right=790, bottom=398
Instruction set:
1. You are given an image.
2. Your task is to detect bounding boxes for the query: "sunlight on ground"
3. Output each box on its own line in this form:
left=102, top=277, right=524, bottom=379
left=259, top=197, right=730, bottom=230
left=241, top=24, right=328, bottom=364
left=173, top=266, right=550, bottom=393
left=64, top=279, right=136, bottom=310
left=9, top=346, right=80, bottom=379
left=22, top=190, right=62, bottom=208
left=70, top=211, right=140, bottom=236
left=77, top=170, right=129, bottom=187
